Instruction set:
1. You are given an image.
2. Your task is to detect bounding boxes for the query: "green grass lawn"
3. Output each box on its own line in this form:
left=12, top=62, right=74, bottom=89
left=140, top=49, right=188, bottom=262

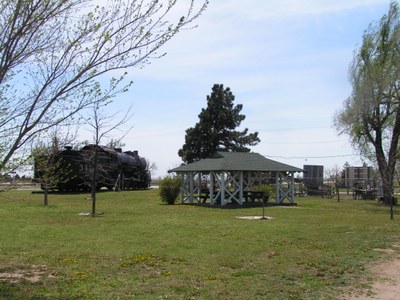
left=0, top=189, right=399, bottom=299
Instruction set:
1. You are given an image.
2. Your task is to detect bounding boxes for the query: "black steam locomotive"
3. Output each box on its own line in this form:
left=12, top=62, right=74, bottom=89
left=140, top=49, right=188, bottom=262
left=34, top=144, right=151, bottom=191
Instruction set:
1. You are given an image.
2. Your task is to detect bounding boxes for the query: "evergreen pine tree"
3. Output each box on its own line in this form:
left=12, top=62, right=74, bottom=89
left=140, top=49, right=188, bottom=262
left=178, top=84, right=260, bottom=163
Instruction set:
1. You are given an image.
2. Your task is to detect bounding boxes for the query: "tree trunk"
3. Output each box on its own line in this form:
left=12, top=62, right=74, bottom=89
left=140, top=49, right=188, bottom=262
left=91, top=147, right=99, bottom=217
left=381, top=180, right=395, bottom=220
left=335, top=183, right=340, bottom=202
left=377, top=163, right=393, bottom=204
left=375, top=138, right=395, bottom=205
left=381, top=182, right=393, bottom=204
left=91, top=184, right=96, bottom=217
left=44, top=188, right=48, bottom=206
left=377, top=157, right=395, bottom=220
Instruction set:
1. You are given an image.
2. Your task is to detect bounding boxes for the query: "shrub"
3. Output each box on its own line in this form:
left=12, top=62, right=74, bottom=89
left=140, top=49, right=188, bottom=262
left=253, top=184, right=275, bottom=199
left=159, top=176, right=181, bottom=205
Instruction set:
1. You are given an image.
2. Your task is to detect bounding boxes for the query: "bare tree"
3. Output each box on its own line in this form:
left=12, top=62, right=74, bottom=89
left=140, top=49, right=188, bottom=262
left=106, top=139, right=126, bottom=149
left=80, top=101, right=133, bottom=216
left=325, top=165, right=343, bottom=202
left=32, top=129, right=77, bottom=205
left=0, top=0, right=208, bottom=174
left=146, top=159, right=157, bottom=175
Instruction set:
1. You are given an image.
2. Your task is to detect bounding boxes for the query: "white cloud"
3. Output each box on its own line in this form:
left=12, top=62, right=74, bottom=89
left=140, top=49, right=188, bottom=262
left=108, top=0, right=391, bottom=177
left=208, top=0, right=388, bottom=20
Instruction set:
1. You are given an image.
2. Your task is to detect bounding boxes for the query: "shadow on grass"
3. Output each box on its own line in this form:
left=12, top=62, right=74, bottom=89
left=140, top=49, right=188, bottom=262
left=31, top=189, right=150, bottom=196
left=175, top=202, right=297, bottom=209
left=0, top=281, right=37, bottom=300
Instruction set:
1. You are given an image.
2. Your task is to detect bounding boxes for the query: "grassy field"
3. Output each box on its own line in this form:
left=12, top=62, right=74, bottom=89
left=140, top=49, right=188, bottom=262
left=0, top=189, right=399, bottom=299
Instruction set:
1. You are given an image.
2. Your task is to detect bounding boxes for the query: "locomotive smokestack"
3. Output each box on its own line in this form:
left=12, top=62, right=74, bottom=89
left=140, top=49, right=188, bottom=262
left=134, top=150, right=138, bottom=156
left=64, top=146, right=72, bottom=151
left=115, top=148, right=122, bottom=153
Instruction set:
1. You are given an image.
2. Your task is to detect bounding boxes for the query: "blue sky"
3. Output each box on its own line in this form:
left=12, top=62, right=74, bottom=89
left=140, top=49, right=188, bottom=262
left=94, top=1, right=392, bottom=178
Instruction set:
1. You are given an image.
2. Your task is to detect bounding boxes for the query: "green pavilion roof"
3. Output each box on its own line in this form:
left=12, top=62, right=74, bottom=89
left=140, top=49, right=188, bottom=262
left=169, top=152, right=303, bottom=173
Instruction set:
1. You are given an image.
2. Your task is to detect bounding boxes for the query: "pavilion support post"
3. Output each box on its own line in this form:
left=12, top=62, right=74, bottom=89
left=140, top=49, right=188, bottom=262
left=180, top=173, right=185, bottom=204
left=220, top=172, right=225, bottom=206
left=239, top=171, right=244, bottom=204
left=189, top=172, right=194, bottom=204
left=276, top=172, right=280, bottom=204
left=290, top=172, right=295, bottom=203
left=210, top=171, right=215, bottom=205
left=197, top=172, right=202, bottom=202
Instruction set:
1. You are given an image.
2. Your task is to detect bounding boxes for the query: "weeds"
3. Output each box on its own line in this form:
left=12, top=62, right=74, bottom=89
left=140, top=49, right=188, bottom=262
left=0, top=190, right=399, bottom=299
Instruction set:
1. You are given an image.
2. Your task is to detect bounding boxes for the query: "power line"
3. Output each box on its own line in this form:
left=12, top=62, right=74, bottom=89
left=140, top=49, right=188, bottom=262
left=264, top=154, right=357, bottom=159
left=257, top=126, right=332, bottom=132
left=265, top=139, right=348, bottom=145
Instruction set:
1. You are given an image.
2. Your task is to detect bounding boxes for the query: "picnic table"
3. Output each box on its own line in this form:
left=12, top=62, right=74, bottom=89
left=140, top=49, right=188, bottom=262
left=244, top=191, right=268, bottom=203
left=193, top=189, right=210, bottom=203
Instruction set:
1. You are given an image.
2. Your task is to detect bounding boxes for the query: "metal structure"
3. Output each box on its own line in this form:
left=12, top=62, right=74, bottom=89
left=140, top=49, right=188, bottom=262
left=344, top=166, right=377, bottom=200
left=302, top=165, right=332, bottom=197
left=344, top=166, right=375, bottom=189
left=303, top=165, right=324, bottom=186
left=34, top=145, right=151, bottom=191
left=169, top=152, right=303, bottom=206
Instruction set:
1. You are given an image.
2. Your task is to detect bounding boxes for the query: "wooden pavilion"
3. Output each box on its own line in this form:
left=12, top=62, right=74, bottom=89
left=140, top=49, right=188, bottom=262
left=168, top=152, right=303, bottom=206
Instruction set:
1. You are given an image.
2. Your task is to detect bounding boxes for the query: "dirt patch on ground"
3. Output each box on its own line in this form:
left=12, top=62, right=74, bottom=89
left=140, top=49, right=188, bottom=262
left=340, top=246, right=400, bottom=299
left=236, top=215, right=274, bottom=220
left=0, top=265, right=53, bottom=284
